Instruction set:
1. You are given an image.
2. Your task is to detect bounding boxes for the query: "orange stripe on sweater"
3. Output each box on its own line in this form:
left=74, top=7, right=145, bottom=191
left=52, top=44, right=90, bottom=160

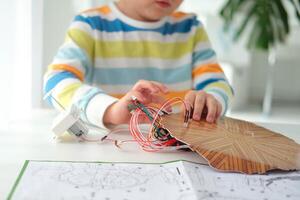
left=111, top=90, right=191, bottom=112
left=50, top=64, right=84, bottom=81
left=192, top=63, right=223, bottom=78
left=83, top=5, right=111, bottom=15
left=110, top=90, right=190, bottom=101
left=171, top=11, right=188, bottom=19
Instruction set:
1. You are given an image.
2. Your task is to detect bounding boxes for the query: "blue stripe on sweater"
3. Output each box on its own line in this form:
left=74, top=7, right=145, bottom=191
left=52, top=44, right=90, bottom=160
left=92, top=65, right=192, bottom=85
left=55, top=46, right=92, bottom=76
left=74, top=15, right=199, bottom=35
left=195, top=78, right=226, bottom=90
left=193, top=49, right=216, bottom=64
left=44, top=72, right=77, bottom=94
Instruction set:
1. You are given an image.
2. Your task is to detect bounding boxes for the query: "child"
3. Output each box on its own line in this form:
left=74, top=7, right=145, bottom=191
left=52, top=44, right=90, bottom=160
left=43, top=0, right=233, bottom=130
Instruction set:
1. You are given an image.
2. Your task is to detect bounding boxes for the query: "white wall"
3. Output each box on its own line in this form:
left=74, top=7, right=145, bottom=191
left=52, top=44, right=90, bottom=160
left=0, top=1, right=16, bottom=67
left=32, top=0, right=44, bottom=108
left=0, top=0, right=34, bottom=121
left=250, top=28, right=300, bottom=103
left=0, top=0, right=16, bottom=122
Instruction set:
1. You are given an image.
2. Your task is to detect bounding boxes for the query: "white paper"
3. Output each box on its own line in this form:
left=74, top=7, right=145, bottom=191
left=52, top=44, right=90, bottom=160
left=11, top=161, right=300, bottom=200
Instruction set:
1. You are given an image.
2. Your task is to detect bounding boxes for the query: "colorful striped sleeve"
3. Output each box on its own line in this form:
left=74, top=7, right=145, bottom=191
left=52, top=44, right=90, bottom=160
left=191, top=19, right=234, bottom=116
left=43, top=14, right=118, bottom=129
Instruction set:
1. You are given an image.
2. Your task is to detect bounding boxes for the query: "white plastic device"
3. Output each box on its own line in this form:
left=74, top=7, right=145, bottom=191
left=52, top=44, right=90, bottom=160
left=51, top=105, right=89, bottom=137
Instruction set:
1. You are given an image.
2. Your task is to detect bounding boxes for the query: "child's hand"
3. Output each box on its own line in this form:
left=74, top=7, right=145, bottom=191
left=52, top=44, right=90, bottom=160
left=103, top=80, right=169, bottom=126
left=184, top=90, right=222, bottom=123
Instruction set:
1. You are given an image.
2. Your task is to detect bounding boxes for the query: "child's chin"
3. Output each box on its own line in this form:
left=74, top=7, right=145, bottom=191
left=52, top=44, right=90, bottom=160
left=143, top=14, right=164, bottom=22
left=148, top=10, right=169, bottom=20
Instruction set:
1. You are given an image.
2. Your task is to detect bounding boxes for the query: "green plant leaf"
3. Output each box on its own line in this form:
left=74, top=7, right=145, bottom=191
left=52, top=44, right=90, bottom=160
left=288, top=0, right=300, bottom=22
left=220, top=0, right=247, bottom=28
left=273, top=0, right=289, bottom=34
left=234, top=3, right=257, bottom=41
left=220, top=0, right=295, bottom=51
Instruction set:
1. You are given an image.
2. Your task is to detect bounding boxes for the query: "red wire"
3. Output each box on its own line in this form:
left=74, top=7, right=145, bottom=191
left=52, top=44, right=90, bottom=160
left=127, top=97, right=189, bottom=152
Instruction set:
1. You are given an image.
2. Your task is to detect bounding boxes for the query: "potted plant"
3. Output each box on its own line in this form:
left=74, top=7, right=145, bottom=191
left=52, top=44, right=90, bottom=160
left=220, top=0, right=300, bottom=115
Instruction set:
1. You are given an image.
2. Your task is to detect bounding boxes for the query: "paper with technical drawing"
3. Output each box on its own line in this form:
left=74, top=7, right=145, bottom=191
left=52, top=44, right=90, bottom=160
left=8, top=160, right=300, bottom=200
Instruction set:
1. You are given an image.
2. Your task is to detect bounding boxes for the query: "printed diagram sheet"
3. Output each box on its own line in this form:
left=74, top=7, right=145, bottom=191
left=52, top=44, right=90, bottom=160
left=9, top=160, right=300, bottom=200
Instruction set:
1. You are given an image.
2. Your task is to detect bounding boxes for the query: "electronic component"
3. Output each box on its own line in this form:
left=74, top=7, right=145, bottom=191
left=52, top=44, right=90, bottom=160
left=127, top=96, right=190, bottom=151
left=51, top=104, right=88, bottom=137
left=44, top=91, right=90, bottom=138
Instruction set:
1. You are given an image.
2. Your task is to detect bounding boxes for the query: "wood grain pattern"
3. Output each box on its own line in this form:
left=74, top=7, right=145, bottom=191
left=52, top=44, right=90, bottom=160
left=161, top=114, right=300, bottom=174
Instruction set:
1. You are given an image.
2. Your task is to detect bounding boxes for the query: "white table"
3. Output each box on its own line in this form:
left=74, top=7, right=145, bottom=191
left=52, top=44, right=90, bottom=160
left=0, top=110, right=299, bottom=199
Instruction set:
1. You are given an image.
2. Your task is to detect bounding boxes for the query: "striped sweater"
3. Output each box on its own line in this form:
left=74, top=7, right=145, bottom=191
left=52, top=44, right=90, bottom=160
left=43, top=2, right=234, bottom=129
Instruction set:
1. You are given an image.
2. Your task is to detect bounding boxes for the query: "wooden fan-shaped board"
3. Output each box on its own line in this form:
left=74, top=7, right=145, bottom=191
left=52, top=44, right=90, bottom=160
left=161, top=114, right=300, bottom=174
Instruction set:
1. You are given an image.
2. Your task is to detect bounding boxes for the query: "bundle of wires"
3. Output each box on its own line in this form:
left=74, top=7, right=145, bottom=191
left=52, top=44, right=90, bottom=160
left=128, top=97, right=190, bottom=152
left=81, top=97, right=191, bottom=152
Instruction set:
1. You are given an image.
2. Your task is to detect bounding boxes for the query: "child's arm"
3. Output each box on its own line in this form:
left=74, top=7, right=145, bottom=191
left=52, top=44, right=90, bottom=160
left=44, top=14, right=169, bottom=128
left=43, top=13, right=118, bottom=129
left=186, top=17, right=234, bottom=122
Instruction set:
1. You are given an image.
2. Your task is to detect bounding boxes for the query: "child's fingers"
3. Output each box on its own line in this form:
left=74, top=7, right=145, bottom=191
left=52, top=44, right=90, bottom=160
left=150, top=81, right=169, bottom=93
left=216, top=102, right=222, bottom=120
left=184, top=91, right=196, bottom=108
left=206, top=96, right=218, bottom=123
left=193, top=91, right=206, bottom=121
left=133, top=80, right=158, bottom=94
left=133, top=80, right=167, bottom=94
left=182, top=91, right=195, bottom=117
left=127, top=90, right=147, bottom=103
left=150, top=94, right=172, bottom=112
left=129, top=90, right=162, bottom=105
left=128, top=91, right=172, bottom=112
